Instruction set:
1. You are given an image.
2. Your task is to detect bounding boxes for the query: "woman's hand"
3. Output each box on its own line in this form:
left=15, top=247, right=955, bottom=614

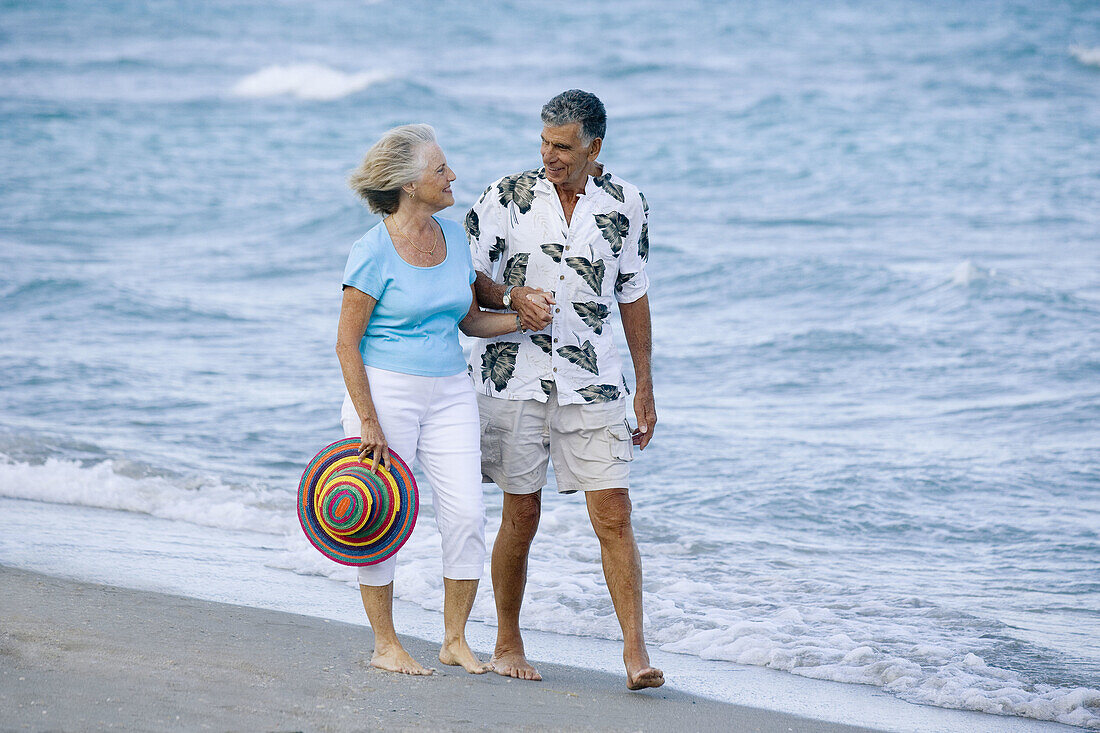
left=460, top=284, right=549, bottom=338
left=359, top=415, right=390, bottom=472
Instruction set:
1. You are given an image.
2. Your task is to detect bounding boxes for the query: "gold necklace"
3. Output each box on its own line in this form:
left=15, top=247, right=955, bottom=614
left=390, top=216, right=438, bottom=255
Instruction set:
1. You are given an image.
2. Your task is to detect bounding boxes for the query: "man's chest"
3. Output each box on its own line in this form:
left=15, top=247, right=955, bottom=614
left=508, top=196, right=618, bottom=256
left=503, top=204, right=623, bottom=300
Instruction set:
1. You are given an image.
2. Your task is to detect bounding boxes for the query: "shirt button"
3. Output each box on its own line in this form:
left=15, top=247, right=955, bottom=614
left=553, top=338, right=558, bottom=343
left=559, top=275, right=564, bottom=280
left=555, top=308, right=560, bottom=313
left=553, top=367, right=558, bottom=372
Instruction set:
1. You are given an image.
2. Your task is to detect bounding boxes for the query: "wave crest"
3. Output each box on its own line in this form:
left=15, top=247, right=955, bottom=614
left=231, top=63, right=387, bottom=101
left=0, top=456, right=293, bottom=536
left=950, top=259, right=995, bottom=287
left=1070, top=46, right=1100, bottom=68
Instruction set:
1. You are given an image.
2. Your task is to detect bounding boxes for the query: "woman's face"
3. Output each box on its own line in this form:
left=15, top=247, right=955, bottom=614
left=410, top=143, right=456, bottom=211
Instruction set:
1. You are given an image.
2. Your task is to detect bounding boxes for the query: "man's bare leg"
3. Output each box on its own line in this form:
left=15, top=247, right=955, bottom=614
left=585, top=488, right=664, bottom=690
left=438, top=578, right=491, bottom=673
left=360, top=583, right=434, bottom=675
left=490, top=490, right=543, bottom=681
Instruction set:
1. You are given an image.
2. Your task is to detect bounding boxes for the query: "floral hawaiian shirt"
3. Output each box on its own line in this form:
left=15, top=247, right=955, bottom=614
left=465, top=166, right=650, bottom=405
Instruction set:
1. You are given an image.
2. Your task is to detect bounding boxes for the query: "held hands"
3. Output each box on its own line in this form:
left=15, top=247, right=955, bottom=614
left=513, top=286, right=554, bottom=332
left=359, top=416, right=391, bottom=472
left=632, top=385, right=657, bottom=450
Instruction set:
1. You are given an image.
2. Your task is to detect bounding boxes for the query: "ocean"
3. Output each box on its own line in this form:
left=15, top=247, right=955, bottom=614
left=1, top=0, right=1098, bottom=729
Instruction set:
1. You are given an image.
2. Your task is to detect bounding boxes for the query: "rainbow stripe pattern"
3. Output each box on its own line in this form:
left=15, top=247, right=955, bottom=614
left=297, top=438, right=418, bottom=566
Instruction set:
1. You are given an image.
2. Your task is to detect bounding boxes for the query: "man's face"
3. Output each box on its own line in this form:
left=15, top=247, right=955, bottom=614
left=540, top=123, right=599, bottom=189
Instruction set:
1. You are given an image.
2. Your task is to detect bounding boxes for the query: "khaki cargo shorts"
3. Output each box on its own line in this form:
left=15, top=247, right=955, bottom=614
left=477, top=387, right=634, bottom=495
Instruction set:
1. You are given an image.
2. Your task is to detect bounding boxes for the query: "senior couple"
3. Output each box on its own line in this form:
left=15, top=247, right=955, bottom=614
left=334, top=90, right=661, bottom=690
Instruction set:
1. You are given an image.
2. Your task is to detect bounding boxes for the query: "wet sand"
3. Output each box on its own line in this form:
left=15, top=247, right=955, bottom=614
left=0, top=565, right=883, bottom=732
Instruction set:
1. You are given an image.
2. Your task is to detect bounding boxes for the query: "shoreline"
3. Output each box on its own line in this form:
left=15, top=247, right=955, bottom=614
left=0, top=497, right=1085, bottom=732
left=0, top=565, right=880, bottom=732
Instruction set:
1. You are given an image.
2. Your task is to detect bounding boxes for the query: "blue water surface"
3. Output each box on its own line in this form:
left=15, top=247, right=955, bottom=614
left=1, top=0, right=1098, bottom=727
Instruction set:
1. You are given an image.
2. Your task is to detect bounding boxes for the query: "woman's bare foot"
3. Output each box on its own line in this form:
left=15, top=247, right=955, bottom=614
left=439, top=640, right=491, bottom=674
left=371, top=644, right=434, bottom=676
left=490, top=650, right=542, bottom=681
left=626, top=665, right=664, bottom=690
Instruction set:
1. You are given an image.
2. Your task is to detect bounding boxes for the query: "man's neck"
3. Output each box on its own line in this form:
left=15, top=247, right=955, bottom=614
left=554, top=162, right=601, bottom=199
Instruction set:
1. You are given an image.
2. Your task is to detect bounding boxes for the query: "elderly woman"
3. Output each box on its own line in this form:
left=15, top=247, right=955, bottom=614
left=336, top=124, right=522, bottom=676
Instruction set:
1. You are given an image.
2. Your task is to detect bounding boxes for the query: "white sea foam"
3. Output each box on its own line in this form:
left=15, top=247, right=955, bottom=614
left=1070, top=46, right=1100, bottom=68
left=0, top=456, right=294, bottom=536
left=950, top=259, right=995, bottom=286
left=657, top=604, right=1100, bottom=729
left=230, top=63, right=387, bottom=101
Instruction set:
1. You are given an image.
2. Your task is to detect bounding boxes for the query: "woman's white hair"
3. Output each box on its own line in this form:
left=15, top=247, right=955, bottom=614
left=348, top=124, right=437, bottom=215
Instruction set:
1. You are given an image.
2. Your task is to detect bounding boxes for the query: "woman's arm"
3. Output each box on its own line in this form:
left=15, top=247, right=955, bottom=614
left=458, top=285, right=525, bottom=338
left=335, top=286, right=390, bottom=471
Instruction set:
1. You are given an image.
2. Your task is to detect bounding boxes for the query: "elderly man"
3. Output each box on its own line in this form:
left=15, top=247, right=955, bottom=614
left=465, top=89, right=663, bottom=690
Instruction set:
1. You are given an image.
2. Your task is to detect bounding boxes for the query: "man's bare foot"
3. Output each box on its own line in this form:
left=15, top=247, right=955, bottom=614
left=439, top=640, right=491, bottom=674
left=626, top=665, right=664, bottom=690
left=490, top=650, right=542, bottom=681
left=371, top=645, right=434, bottom=676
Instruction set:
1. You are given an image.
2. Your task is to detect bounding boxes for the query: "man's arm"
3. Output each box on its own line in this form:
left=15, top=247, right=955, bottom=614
left=474, top=272, right=554, bottom=332
left=619, top=294, right=656, bottom=450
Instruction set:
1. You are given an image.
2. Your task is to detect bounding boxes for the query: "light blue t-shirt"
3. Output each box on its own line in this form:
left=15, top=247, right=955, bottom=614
left=342, top=216, right=476, bottom=377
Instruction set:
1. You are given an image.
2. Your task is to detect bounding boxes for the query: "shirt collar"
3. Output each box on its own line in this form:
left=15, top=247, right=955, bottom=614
left=533, top=168, right=554, bottom=196
left=533, top=164, right=610, bottom=198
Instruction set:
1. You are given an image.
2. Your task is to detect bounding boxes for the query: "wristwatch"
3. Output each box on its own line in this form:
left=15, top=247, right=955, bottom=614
left=502, top=284, right=516, bottom=309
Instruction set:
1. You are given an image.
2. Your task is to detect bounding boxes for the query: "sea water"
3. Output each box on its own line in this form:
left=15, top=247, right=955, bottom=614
left=1, top=1, right=1098, bottom=729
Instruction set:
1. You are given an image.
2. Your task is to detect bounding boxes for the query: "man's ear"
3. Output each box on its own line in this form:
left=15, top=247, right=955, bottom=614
left=587, top=137, right=603, bottom=161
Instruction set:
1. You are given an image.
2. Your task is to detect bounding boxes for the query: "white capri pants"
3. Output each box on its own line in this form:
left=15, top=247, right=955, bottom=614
left=341, top=366, right=486, bottom=587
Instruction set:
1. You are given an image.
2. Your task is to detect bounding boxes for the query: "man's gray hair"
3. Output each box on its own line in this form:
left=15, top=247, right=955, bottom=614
left=541, top=89, right=606, bottom=145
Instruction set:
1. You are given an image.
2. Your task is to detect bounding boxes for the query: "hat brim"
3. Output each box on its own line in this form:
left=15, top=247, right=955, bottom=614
left=298, top=438, right=418, bottom=566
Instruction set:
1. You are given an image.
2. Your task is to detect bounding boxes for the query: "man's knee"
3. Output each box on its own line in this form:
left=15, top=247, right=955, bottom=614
left=501, top=492, right=542, bottom=541
left=587, top=488, right=633, bottom=541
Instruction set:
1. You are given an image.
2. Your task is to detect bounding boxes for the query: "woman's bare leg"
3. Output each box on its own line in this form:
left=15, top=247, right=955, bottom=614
left=360, top=583, right=433, bottom=675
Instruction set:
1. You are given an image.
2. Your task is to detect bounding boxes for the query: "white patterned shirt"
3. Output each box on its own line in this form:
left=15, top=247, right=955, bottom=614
left=465, top=166, right=650, bottom=405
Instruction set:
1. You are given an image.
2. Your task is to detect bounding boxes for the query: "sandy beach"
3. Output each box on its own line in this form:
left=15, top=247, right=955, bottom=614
left=0, top=565, right=886, bottom=732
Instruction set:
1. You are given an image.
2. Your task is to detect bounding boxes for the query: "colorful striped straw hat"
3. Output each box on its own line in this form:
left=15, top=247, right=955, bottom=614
left=298, top=438, right=418, bottom=566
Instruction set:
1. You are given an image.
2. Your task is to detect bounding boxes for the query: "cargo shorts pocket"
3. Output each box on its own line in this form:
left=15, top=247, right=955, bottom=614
left=480, top=419, right=504, bottom=469
left=607, top=422, right=634, bottom=462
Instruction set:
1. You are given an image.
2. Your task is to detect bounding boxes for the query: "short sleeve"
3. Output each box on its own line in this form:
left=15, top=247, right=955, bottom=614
left=615, top=189, right=650, bottom=304
left=342, top=234, right=385, bottom=299
left=466, top=182, right=507, bottom=278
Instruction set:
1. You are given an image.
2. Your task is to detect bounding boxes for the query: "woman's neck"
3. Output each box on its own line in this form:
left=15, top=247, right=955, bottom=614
left=389, top=204, right=435, bottom=236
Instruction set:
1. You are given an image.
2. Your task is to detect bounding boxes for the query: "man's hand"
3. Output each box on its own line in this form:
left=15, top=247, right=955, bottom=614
left=632, top=384, right=657, bottom=450
left=514, top=286, right=554, bottom=331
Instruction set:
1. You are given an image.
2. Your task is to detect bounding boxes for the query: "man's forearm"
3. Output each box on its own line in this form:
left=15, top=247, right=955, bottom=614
left=619, top=294, right=653, bottom=389
left=474, top=271, right=507, bottom=310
